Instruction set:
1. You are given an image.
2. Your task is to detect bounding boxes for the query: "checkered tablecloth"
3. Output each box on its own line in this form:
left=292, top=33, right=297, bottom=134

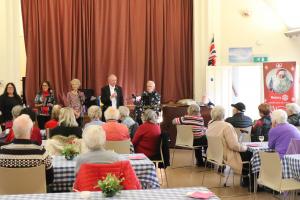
left=0, top=187, right=220, bottom=200
left=49, top=154, right=160, bottom=192
left=282, top=154, right=300, bottom=181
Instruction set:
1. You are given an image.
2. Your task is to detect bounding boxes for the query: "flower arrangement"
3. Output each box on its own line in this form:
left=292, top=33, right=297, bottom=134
left=61, top=144, right=79, bottom=160
left=96, top=174, right=124, bottom=197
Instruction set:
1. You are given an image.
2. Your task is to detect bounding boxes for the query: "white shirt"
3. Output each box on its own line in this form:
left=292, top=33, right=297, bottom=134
left=109, top=85, right=117, bottom=108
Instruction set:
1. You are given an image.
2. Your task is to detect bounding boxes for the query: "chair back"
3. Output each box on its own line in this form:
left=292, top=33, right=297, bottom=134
left=286, top=138, right=300, bottom=155
left=258, top=152, right=282, bottom=191
left=206, top=135, right=224, bottom=166
left=0, top=165, right=46, bottom=195
left=175, top=125, right=194, bottom=148
left=234, top=126, right=252, bottom=142
left=74, top=161, right=141, bottom=191
left=105, top=140, right=131, bottom=154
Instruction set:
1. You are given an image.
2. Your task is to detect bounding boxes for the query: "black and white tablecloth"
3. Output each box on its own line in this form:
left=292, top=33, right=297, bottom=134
left=0, top=187, right=220, bottom=200
left=282, top=154, right=300, bottom=181
left=50, top=154, right=160, bottom=192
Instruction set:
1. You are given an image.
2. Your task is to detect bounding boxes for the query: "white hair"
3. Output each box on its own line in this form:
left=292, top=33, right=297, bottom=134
left=83, top=125, right=106, bottom=151
left=118, top=106, right=130, bottom=119
left=142, top=109, right=158, bottom=124
left=88, top=105, right=102, bottom=120
left=211, top=106, right=225, bottom=121
left=271, top=109, right=288, bottom=124
left=59, top=107, right=78, bottom=127
left=104, top=107, right=120, bottom=120
left=286, top=103, right=300, bottom=115
left=70, top=79, right=81, bottom=87
left=13, top=114, right=33, bottom=139
left=147, top=80, right=155, bottom=87
left=187, top=104, right=201, bottom=116
left=11, top=105, right=23, bottom=119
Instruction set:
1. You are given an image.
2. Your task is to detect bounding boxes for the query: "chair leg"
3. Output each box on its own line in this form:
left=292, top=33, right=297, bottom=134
left=224, top=168, right=231, bottom=187
left=192, top=149, right=195, bottom=165
left=163, top=168, right=168, bottom=187
left=171, top=148, right=176, bottom=166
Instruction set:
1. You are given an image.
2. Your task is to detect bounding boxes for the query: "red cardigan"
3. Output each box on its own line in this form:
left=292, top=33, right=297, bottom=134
left=45, top=119, right=59, bottom=129
left=73, top=161, right=141, bottom=191
left=132, top=122, right=161, bottom=158
left=5, top=127, right=42, bottom=145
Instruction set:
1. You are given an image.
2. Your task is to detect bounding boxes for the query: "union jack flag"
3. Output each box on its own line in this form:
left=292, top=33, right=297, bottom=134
left=208, top=36, right=216, bottom=66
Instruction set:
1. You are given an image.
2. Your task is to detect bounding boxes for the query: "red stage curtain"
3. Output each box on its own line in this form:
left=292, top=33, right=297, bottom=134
left=21, top=0, right=193, bottom=105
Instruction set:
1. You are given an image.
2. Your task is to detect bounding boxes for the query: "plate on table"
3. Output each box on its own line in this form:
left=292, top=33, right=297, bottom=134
left=246, top=143, right=261, bottom=147
left=128, top=155, right=147, bottom=160
left=186, top=191, right=214, bottom=199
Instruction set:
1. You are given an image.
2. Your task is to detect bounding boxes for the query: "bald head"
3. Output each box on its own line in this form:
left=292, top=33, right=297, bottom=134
left=13, top=114, right=33, bottom=139
left=146, top=80, right=155, bottom=93
left=108, top=74, right=117, bottom=87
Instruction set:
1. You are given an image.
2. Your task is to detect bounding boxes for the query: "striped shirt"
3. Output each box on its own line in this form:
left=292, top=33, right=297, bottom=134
left=173, top=115, right=207, bottom=137
left=0, top=139, right=54, bottom=184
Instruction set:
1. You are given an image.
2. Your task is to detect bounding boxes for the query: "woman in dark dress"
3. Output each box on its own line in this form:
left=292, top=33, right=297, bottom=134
left=0, top=83, right=22, bottom=129
left=34, top=81, right=56, bottom=129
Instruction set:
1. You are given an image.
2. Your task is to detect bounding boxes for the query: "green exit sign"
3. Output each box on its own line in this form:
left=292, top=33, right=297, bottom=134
left=253, top=56, right=268, bottom=63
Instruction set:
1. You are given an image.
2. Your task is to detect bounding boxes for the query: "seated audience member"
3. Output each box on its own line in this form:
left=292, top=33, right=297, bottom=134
left=84, top=106, right=104, bottom=129
left=0, top=114, right=53, bottom=184
left=251, top=103, right=272, bottom=142
left=102, top=107, right=130, bottom=141
left=286, top=103, right=300, bottom=126
left=268, top=109, right=300, bottom=158
left=45, top=104, right=62, bottom=129
left=75, top=125, right=121, bottom=174
left=172, top=104, right=207, bottom=166
left=132, top=109, right=161, bottom=158
left=119, top=106, right=138, bottom=138
left=206, top=106, right=247, bottom=174
left=6, top=108, right=42, bottom=145
left=4, top=105, right=23, bottom=130
left=225, top=102, right=252, bottom=128
left=49, top=107, right=82, bottom=138
left=119, top=106, right=135, bottom=128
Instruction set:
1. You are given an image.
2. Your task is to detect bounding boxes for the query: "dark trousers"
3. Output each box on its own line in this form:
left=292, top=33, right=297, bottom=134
left=194, top=136, right=207, bottom=164
left=240, top=150, right=254, bottom=189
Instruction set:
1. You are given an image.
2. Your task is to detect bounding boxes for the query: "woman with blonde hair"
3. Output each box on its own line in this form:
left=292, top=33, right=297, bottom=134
left=45, top=104, right=62, bottom=129
left=67, top=79, right=85, bottom=127
left=49, top=107, right=82, bottom=138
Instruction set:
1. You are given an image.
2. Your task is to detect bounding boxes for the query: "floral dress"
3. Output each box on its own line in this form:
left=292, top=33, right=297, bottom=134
left=34, top=91, right=56, bottom=115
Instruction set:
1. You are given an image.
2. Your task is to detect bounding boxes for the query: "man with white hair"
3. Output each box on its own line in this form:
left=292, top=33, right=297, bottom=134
left=286, top=103, right=300, bottom=126
left=75, top=125, right=121, bottom=174
left=135, top=80, right=161, bottom=124
left=0, top=114, right=53, bottom=184
left=101, top=74, right=124, bottom=120
left=268, top=109, right=300, bottom=158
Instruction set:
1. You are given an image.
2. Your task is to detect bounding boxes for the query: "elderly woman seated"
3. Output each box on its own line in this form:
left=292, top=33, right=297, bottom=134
left=84, top=105, right=105, bottom=129
left=206, top=106, right=247, bottom=175
left=172, top=104, right=207, bottom=166
left=286, top=103, right=300, bottom=126
left=119, top=106, right=138, bottom=138
left=269, top=109, right=300, bottom=159
left=102, top=107, right=130, bottom=141
left=75, top=125, right=121, bottom=174
left=132, top=109, right=161, bottom=158
left=45, top=104, right=62, bottom=129
left=49, top=107, right=82, bottom=138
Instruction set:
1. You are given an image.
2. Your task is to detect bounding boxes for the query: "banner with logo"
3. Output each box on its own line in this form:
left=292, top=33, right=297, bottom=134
left=263, top=62, right=296, bottom=110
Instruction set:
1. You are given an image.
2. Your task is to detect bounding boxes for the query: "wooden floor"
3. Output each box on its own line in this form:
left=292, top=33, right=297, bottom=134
left=156, top=149, right=297, bottom=200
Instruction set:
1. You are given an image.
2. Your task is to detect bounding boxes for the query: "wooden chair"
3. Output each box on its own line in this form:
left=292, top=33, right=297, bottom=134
left=0, top=165, right=46, bottom=194
left=234, top=126, right=252, bottom=142
left=105, top=139, right=131, bottom=154
left=172, top=125, right=205, bottom=167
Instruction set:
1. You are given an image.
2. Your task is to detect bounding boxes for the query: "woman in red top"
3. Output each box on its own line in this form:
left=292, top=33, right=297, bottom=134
left=45, top=104, right=62, bottom=129
left=6, top=108, right=42, bottom=145
left=132, top=109, right=161, bottom=158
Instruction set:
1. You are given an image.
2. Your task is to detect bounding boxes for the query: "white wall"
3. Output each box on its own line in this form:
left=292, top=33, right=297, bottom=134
left=0, top=0, right=26, bottom=95
left=194, top=0, right=300, bottom=100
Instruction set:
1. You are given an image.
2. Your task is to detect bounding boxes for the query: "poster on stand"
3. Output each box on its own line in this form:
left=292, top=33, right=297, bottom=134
left=263, top=62, right=296, bottom=110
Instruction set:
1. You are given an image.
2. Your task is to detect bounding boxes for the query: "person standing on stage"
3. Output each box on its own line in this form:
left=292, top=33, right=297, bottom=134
left=0, top=83, right=22, bottom=129
left=67, top=79, right=85, bottom=127
left=34, top=81, right=56, bottom=129
left=101, top=74, right=124, bottom=120
left=134, top=80, right=161, bottom=124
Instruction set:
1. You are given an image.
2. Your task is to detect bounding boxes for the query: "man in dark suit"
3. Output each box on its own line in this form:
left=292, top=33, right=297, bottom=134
left=101, top=74, right=124, bottom=120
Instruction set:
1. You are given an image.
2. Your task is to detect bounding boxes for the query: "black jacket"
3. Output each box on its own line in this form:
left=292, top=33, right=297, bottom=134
left=101, top=85, right=124, bottom=112
left=225, top=112, right=253, bottom=128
